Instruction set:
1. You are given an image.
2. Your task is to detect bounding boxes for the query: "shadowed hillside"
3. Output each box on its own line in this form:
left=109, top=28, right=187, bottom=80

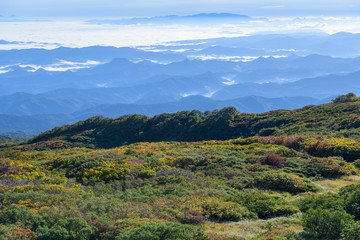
left=29, top=94, right=360, bottom=148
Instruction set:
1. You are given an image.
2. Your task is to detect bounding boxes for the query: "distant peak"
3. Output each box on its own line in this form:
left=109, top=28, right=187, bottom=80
left=90, top=13, right=252, bottom=25
left=178, top=95, right=213, bottom=103
left=108, top=58, right=133, bottom=65
left=186, top=13, right=251, bottom=18
left=330, top=32, right=354, bottom=37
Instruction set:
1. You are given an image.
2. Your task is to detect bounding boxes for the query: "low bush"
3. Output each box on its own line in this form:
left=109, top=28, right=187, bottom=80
left=177, top=210, right=205, bottom=224
left=202, top=200, right=248, bottom=221
left=115, top=222, right=208, bottom=240
left=303, top=208, right=353, bottom=240
left=257, top=172, right=318, bottom=193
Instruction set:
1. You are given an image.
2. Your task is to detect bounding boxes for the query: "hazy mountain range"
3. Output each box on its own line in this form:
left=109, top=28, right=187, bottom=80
left=151, top=32, right=360, bottom=58
left=0, top=30, right=360, bottom=136
left=88, top=13, right=252, bottom=25
left=0, top=95, right=330, bottom=135
left=1, top=54, right=360, bottom=95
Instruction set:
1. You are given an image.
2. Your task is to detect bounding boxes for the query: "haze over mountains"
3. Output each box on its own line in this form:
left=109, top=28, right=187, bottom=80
left=1, top=15, right=360, bottom=136
left=88, top=13, right=252, bottom=25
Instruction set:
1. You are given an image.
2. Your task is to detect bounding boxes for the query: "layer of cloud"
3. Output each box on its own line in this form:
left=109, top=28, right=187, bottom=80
left=1, top=16, right=360, bottom=50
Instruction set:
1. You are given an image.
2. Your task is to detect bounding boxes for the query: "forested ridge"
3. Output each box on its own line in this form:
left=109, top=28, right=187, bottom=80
left=30, top=94, right=360, bottom=148
left=2, top=94, right=360, bottom=239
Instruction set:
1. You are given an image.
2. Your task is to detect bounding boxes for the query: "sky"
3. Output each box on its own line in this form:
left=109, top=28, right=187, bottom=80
left=1, top=0, right=360, bottom=17
left=1, top=0, right=360, bottom=50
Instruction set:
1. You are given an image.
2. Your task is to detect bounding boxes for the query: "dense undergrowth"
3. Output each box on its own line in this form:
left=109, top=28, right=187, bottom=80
left=2, top=96, right=360, bottom=239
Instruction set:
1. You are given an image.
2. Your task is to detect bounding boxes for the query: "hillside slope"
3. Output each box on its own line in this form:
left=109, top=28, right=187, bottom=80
left=29, top=98, right=360, bottom=148
left=3, top=94, right=360, bottom=239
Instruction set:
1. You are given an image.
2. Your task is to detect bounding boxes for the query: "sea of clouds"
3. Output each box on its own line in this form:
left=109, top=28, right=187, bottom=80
left=0, top=16, right=360, bottom=50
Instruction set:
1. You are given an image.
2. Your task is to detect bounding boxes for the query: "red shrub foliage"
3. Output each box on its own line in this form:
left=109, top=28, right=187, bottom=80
left=256, top=136, right=305, bottom=150
left=88, top=220, right=111, bottom=233
left=178, top=210, right=205, bottom=224
left=3, top=223, right=36, bottom=239
left=224, top=170, right=242, bottom=179
left=306, top=141, right=328, bottom=157
left=264, top=153, right=288, bottom=167
left=0, top=159, right=24, bottom=176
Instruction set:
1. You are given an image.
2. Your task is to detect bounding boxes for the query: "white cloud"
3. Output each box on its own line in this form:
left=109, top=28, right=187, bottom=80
left=1, top=16, right=360, bottom=50
left=18, top=60, right=101, bottom=72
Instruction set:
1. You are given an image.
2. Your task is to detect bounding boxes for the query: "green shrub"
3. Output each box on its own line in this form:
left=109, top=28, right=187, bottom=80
left=354, top=159, right=360, bottom=169
left=257, top=172, right=318, bottom=193
left=341, top=222, right=360, bottom=240
left=303, top=208, right=353, bottom=240
left=229, top=192, right=299, bottom=219
left=332, top=93, right=359, bottom=104
left=227, top=175, right=256, bottom=190
left=115, top=222, right=208, bottom=240
left=202, top=200, right=248, bottom=221
left=273, top=205, right=300, bottom=217
left=299, top=193, right=344, bottom=212
left=343, top=186, right=360, bottom=220
left=37, top=225, right=70, bottom=240
left=37, top=218, right=94, bottom=240
left=1, top=205, right=31, bottom=225
left=306, top=157, right=355, bottom=177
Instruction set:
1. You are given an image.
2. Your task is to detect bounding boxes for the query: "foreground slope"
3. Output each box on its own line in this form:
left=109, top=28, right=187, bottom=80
left=3, top=134, right=360, bottom=239
left=2, top=96, right=360, bottom=239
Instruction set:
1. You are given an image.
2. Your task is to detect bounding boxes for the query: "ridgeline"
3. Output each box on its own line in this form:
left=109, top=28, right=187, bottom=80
left=30, top=94, right=360, bottom=148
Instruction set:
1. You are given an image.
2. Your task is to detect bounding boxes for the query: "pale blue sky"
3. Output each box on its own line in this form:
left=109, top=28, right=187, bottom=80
left=1, top=0, right=359, bottom=17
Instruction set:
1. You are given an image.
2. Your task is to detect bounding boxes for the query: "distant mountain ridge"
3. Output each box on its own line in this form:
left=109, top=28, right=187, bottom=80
left=213, top=70, right=360, bottom=99
left=0, top=78, right=332, bottom=116
left=73, top=95, right=328, bottom=119
left=1, top=32, right=360, bottom=137
left=0, top=95, right=330, bottom=135
left=0, top=46, right=184, bottom=65
left=88, top=13, right=251, bottom=25
left=2, top=54, right=360, bottom=96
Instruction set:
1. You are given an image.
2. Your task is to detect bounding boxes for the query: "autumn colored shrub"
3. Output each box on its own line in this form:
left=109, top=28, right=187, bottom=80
left=263, top=153, right=288, bottom=168
left=88, top=220, right=112, bottom=238
left=305, top=157, right=357, bottom=177
left=255, top=136, right=305, bottom=150
left=306, top=141, right=329, bottom=157
left=178, top=210, right=205, bottom=224
left=2, top=126, right=360, bottom=239
left=0, top=223, right=36, bottom=240
left=303, top=138, right=360, bottom=161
